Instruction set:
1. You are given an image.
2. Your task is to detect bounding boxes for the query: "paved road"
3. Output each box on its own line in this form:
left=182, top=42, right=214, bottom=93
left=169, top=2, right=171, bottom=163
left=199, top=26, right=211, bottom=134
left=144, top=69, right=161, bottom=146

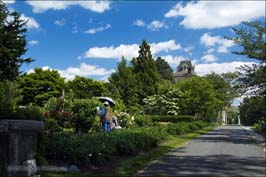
left=136, top=125, right=265, bottom=177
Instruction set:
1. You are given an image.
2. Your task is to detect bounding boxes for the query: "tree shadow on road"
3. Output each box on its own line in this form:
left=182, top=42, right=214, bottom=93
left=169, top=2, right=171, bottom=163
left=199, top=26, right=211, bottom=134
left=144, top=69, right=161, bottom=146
left=137, top=154, right=266, bottom=177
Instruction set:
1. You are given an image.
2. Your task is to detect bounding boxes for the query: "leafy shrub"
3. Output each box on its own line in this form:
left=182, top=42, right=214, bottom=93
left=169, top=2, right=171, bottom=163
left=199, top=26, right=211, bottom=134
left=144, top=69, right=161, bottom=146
left=71, top=98, right=101, bottom=133
left=254, top=118, right=266, bottom=137
left=40, top=126, right=167, bottom=166
left=115, top=112, right=135, bottom=128
left=167, top=121, right=209, bottom=135
left=0, top=105, right=44, bottom=121
left=134, top=115, right=153, bottom=127
left=151, top=115, right=194, bottom=123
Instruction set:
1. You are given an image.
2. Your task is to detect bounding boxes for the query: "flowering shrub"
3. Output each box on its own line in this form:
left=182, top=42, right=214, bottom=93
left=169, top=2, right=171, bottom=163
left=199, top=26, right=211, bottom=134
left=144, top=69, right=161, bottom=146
left=114, top=112, right=135, bottom=127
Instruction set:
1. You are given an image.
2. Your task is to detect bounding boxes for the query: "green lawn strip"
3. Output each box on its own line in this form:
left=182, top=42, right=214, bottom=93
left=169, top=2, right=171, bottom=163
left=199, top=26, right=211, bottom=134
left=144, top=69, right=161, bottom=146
left=37, top=126, right=216, bottom=177
left=116, top=125, right=216, bottom=177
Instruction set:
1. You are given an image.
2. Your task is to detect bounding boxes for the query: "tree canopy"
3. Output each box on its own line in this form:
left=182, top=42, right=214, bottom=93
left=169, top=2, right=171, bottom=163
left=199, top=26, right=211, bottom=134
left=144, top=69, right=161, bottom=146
left=0, top=2, right=33, bottom=81
left=19, top=68, right=65, bottom=106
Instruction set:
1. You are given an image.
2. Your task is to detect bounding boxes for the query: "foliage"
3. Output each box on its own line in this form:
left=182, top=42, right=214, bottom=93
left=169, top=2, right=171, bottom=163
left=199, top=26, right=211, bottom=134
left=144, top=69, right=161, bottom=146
left=253, top=119, right=266, bottom=137
left=236, top=64, right=266, bottom=96
left=143, top=88, right=182, bottom=115
left=204, top=72, right=237, bottom=107
left=227, top=21, right=266, bottom=62
left=0, top=105, right=44, bottom=121
left=134, top=115, right=153, bottom=127
left=155, top=57, right=174, bottom=82
left=227, top=21, right=266, bottom=105
left=166, top=121, right=209, bottom=135
left=114, top=112, right=135, bottom=128
left=40, top=126, right=167, bottom=166
left=71, top=98, right=101, bottom=133
left=44, top=97, right=73, bottom=129
left=67, top=76, right=108, bottom=99
left=131, top=40, right=160, bottom=105
left=239, top=96, right=265, bottom=125
left=109, top=57, right=138, bottom=106
left=0, top=2, right=33, bottom=81
left=151, top=115, right=194, bottom=123
left=18, top=68, right=66, bottom=106
left=175, top=76, right=223, bottom=120
left=0, top=80, right=22, bottom=115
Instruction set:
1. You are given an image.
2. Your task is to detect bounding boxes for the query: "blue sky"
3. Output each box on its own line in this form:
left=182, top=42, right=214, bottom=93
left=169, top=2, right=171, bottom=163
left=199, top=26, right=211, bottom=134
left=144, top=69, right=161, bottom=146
left=3, top=0, right=265, bottom=82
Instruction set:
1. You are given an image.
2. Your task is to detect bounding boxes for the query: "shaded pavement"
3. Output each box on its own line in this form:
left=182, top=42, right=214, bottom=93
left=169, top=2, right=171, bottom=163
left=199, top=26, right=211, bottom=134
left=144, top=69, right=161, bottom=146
left=136, top=125, right=265, bottom=177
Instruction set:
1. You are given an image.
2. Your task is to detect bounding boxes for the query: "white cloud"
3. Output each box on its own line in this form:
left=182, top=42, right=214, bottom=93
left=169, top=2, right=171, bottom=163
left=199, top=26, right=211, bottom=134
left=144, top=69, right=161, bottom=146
left=133, top=19, right=167, bottom=31
left=28, top=40, right=39, bottom=46
left=132, top=19, right=145, bottom=27
left=84, top=40, right=181, bottom=59
left=54, top=18, right=66, bottom=26
left=147, top=20, right=167, bottom=31
left=201, top=54, right=218, bottom=63
left=195, top=61, right=256, bottom=76
left=20, top=14, right=39, bottom=29
left=27, top=0, right=110, bottom=13
left=160, top=55, right=189, bottom=65
left=27, top=63, right=114, bottom=81
left=200, top=33, right=235, bottom=53
left=165, top=1, right=265, bottom=29
left=3, top=0, right=15, bottom=4
left=85, top=24, right=111, bottom=34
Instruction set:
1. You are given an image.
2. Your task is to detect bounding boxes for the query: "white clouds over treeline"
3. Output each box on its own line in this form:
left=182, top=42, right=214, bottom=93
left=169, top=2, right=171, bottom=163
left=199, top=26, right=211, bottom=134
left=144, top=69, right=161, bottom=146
left=84, top=40, right=181, bottom=59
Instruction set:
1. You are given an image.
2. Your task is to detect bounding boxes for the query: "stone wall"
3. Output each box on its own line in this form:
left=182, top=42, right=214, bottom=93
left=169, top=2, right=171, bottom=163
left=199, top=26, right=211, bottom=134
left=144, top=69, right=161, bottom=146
left=0, top=120, right=44, bottom=177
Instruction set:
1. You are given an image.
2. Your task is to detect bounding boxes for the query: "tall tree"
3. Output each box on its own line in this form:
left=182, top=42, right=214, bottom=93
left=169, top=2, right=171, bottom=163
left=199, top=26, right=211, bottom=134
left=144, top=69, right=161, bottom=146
left=175, top=76, right=223, bottom=120
left=131, top=40, right=160, bottom=104
left=204, top=72, right=237, bottom=107
left=19, top=68, right=65, bottom=106
left=0, top=2, right=33, bottom=81
left=109, top=57, right=138, bottom=106
left=227, top=21, right=266, bottom=62
left=155, top=57, right=174, bottom=82
left=227, top=21, right=266, bottom=96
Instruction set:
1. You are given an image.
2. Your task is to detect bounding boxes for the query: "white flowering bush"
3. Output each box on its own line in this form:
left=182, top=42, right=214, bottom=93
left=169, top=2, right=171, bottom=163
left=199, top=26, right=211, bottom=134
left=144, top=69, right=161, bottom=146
left=114, top=111, right=135, bottom=127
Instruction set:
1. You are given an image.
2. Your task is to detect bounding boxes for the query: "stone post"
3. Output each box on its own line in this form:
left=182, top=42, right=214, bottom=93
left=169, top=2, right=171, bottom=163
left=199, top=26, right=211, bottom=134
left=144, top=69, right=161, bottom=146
left=0, top=120, right=44, bottom=177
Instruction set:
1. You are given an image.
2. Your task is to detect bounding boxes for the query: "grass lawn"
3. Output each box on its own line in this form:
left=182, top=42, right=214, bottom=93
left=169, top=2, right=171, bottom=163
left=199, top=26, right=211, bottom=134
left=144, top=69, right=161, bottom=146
left=38, top=126, right=216, bottom=177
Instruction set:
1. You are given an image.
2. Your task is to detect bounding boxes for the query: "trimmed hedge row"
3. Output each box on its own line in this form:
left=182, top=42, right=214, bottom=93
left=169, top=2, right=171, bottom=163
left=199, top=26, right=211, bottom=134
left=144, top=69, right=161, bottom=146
left=151, top=115, right=194, bottom=123
left=39, top=126, right=167, bottom=165
left=39, top=121, right=209, bottom=166
left=167, top=121, right=208, bottom=135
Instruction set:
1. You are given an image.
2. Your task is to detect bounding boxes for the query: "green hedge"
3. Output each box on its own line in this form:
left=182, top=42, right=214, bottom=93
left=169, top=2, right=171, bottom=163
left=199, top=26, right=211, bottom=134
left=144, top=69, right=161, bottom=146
left=167, top=121, right=208, bottom=135
left=39, top=121, right=209, bottom=166
left=151, top=115, right=194, bottom=123
left=39, top=126, right=167, bottom=166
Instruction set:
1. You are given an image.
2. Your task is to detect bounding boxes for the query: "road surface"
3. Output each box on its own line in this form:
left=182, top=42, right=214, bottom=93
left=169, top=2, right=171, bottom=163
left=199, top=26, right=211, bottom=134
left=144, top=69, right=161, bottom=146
left=136, top=125, right=265, bottom=177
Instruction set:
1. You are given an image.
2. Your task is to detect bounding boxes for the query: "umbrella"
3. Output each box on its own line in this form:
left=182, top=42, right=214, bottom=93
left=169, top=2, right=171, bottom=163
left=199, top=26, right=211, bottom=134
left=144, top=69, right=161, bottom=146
left=98, top=97, right=116, bottom=107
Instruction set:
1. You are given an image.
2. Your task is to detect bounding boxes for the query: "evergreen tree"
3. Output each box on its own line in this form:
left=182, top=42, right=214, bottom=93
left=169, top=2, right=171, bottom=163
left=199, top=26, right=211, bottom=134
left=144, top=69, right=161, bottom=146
left=0, top=2, right=33, bottom=81
left=155, top=57, right=174, bottom=82
left=109, top=57, right=138, bottom=106
left=131, top=40, right=160, bottom=104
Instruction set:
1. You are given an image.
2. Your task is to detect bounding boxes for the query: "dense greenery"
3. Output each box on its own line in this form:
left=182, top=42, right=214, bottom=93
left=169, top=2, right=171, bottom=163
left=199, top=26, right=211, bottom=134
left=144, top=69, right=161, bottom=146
left=39, top=121, right=209, bottom=166
left=150, top=115, right=194, bottom=123
left=0, top=2, right=33, bottom=81
left=19, top=68, right=66, bottom=106
left=227, top=21, right=266, bottom=126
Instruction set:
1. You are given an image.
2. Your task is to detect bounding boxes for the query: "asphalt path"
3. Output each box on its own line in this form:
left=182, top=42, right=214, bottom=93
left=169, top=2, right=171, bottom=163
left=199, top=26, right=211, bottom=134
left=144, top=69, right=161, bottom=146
left=136, top=125, right=265, bottom=177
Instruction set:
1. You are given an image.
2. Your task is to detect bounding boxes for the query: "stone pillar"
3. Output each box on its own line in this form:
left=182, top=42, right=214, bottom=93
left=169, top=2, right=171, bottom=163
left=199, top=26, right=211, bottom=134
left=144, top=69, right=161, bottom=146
left=0, top=120, right=44, bottom=177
